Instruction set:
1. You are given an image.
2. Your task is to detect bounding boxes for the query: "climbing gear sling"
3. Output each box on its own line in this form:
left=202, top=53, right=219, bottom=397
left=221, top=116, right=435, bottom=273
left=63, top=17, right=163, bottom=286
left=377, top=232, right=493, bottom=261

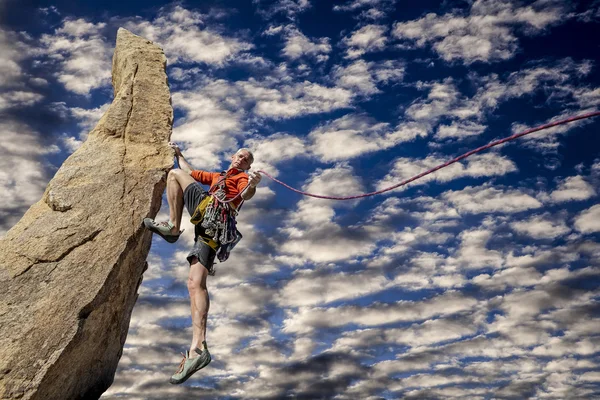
left=190, top=170, right=244, bottom=262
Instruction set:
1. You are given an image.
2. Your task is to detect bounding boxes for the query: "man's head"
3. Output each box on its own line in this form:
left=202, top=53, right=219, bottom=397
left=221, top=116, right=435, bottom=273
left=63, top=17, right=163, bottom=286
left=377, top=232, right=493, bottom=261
left=230, top=148, right=254, bottom=170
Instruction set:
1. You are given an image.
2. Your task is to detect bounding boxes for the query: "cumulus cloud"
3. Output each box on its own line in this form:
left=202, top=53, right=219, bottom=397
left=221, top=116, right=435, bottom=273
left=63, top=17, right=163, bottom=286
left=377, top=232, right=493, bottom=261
left=392, top=0, right=567, bottom=64
left=239, top=79, right=354, bottom=119
left=308, top=114, right=392, bottom=161
left=550, top=175, right=596, bottom=203
left=39, top=18, right=112, bottom=95
left=0, top=91, right=43, bottom=111
left=171, top=87, right=245, bottom=169
left=0, top=28, right=32, bottom=86
left=0, top=120, right=54, bottom=234
left=334, top=0, right=392, bottom=12
left=452, top=227, right=504, bottom=269
left=50, top=101, right=110, bottom=152
left=125, top=6, right=253, bottom=66
left=283, top=291, right=478, bottom=334
left=331, top=317, right=477, bottom=352
left=10, top=3, right=596, bottom=400
left=277, top=25, right=331, bottom=62
left=279, top=165, right=374, bottom=263
left=277, top=269, right=391, bottom=307
left=398, top=60, right=592, bottom=145
left=574, top=204, right=600, bottom=234
left=510, top=213, right=570, bottom=239
left=0, top=28, right=44, bottom=110
left=174, top=75, right=354, bottom=129
left=332, top=59, right=404, bottom=96
left=333, top=0, right=395, bottom=21
left=442, top=184, right=542, bottom=214
left=342, top=24, right=388, bottom=59
left=244, top=132, right=307, bottom=175
left=376, top=153, right=517, bottom=192
left=254, top=0, right=311, bottom=20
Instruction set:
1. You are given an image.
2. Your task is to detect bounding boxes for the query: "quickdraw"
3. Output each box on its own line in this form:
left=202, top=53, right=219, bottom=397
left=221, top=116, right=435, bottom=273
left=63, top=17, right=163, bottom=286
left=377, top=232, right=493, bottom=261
left=200, top=195, right=239, bottom=246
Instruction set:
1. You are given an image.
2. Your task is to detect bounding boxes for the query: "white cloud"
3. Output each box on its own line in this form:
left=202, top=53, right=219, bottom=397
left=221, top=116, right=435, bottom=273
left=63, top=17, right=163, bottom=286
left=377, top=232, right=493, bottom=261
left=0, top=28, right=33, bottom=87
left=308, top=114, right=392, bottom=161
left=245, top=133, right=307, bottom=168
left=512, top=110, right=600, bottom=155
left=0, top=28, right=44, bottom=110
left=442, top=185, right=542, bottom=214
left=240, top=79, right=354, bottom=119
left=392, top=0, right=566, bottom=64
left=211, top=283, right=276, bottom=316
left=579, top=371, right=600, bottom=382
left=0, top=120, right=53, bottom=234
left=279, top=165, right=374, bottom=263
left=0, top=90, right=43, bottom=111
left=283, top=291, right=477, bottom=334
left=40, top=18, right=112, bottom=95
left=254, top=0, right=311, bottom=20
left=550, top=175, right=596, bottom=203
left=342, top=24, right=388, bottom=59
left=376, top=153, right=517, bottom=192
left=331, top=317, right=477, bottom=352
left=452, top=228, right=503, bottom=270
left=171, top=87, right=244, bottom=169
left=435, top=120, right=487, bottom=139
left=333, top=0, right=392, bottom=12
left=51, top=102, right=110, bottom=150
left=60, top=134, right=83, bottom=153
left=333, top=3, right=390, bottom=21
left=510, top=213, right=570, bottom=239
left=394, top=61, right=593, bottom=145
left=175, top=75, right=353, bottom=124
left=574, top=204, right=600, bottom=234
left=332, top=59, right=404, bottom=96
left=277, top=269, right=390, bottom=307
left=279, top=25, right=331, bottom=62
left=125, top=6, right=252, bottom=66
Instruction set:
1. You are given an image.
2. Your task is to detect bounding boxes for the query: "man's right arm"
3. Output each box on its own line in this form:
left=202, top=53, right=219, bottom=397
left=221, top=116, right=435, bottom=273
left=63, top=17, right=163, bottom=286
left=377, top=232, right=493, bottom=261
left=169, top=142, right=194, bottom=174
left=177, top=154, right=195, bottom=174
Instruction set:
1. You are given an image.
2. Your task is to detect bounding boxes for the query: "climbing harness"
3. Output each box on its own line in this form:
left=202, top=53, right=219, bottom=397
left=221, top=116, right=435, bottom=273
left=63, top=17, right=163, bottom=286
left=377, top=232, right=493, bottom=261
left=191, top=170, right=244, bottom=262
left=221, top=110, right=600, bottom=202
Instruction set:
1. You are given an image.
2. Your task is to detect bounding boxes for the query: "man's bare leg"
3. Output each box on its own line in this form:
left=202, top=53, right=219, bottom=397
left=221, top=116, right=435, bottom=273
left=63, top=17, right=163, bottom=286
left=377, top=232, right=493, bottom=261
left=188, top=257, right=210, bottom=357
left=166, top=168, right=197, bottom=234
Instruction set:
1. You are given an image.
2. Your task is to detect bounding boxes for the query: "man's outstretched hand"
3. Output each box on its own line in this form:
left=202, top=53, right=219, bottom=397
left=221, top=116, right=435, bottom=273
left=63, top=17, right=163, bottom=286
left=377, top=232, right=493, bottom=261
left=248, top=171, right=262, bottom=188
left=169, top=142, right=182, bottom=157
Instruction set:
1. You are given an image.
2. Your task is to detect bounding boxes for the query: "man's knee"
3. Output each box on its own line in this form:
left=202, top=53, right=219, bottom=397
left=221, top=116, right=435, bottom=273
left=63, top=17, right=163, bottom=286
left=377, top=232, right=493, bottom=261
left=188, top=275, right=207, bottom=289
left=169, top=168, right=195, bottom=190
left=168, top=168, right=184, bottom=181
left=188, top=261, right=208, bottom=292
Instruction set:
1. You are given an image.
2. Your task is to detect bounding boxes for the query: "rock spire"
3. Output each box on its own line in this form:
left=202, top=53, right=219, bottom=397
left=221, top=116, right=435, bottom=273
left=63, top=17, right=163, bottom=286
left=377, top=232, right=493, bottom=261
left=0, top=28, right=173, bottom=399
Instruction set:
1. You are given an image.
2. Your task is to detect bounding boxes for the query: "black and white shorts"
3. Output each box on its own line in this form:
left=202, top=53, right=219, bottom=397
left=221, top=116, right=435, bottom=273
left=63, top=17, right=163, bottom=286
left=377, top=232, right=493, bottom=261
left=183, top=183, right=217, bottom=274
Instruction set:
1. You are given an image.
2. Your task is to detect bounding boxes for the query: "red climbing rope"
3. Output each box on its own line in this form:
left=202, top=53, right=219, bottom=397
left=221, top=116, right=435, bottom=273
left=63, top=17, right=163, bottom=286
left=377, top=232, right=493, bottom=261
left=225, top=111, right=600, bottom=202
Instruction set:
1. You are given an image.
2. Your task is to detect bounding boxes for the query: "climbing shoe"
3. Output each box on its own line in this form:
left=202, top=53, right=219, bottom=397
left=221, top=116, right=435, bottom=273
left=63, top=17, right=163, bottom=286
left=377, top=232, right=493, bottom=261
left=143, top=218, right=181, bottom=243
left=169, top=344, right=211, bottom=385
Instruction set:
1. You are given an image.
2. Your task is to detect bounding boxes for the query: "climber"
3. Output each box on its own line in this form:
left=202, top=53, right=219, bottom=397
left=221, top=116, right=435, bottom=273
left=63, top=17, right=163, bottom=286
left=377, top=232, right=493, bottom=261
left=143, top=142, right=261, bottom=384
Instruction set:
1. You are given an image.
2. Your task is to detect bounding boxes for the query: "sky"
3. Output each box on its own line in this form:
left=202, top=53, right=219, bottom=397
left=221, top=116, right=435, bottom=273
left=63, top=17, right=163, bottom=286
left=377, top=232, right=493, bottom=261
left=1, top=0, right=600, bottom=398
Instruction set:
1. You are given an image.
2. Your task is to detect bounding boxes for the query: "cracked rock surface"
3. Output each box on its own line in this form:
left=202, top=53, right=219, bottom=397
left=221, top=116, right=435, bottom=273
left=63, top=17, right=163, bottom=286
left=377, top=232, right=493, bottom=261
left=0, top=29, right=173, bottom=400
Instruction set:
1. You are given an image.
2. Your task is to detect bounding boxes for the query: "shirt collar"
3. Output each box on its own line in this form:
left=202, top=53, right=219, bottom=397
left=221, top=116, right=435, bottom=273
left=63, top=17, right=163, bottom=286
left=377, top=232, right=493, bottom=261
left=225, top=168, right=245, bottom=175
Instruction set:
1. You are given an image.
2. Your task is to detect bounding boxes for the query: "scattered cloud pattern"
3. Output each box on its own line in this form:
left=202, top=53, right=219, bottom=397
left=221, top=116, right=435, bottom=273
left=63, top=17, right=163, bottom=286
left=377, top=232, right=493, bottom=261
left=0, top=1, right=599, bottom=398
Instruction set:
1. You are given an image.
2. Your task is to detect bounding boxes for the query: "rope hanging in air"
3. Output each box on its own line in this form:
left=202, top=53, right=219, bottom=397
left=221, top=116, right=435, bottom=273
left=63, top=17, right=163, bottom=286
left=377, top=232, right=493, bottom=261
left=223, top=110, right=600, bottom=203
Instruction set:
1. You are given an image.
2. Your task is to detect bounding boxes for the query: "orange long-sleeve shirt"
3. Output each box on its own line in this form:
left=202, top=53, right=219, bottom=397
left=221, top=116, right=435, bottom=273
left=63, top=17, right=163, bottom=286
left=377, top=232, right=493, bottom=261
left=191, top=168, right=249, bottom=209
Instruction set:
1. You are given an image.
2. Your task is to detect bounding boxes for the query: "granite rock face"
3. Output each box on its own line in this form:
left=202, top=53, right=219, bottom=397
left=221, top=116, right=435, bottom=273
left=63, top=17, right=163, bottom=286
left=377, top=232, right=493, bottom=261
left=0, top=28, right=173, bottom=400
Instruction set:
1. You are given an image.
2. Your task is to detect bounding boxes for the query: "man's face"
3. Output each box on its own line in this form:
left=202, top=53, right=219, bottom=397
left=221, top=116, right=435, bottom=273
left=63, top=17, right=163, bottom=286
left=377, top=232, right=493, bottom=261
left=231, top=150, right=252, bottom=170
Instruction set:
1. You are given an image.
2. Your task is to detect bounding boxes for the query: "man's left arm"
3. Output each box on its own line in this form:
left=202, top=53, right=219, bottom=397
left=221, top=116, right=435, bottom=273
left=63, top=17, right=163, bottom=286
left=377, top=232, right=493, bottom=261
left=241, top=172, right=261, bottom=200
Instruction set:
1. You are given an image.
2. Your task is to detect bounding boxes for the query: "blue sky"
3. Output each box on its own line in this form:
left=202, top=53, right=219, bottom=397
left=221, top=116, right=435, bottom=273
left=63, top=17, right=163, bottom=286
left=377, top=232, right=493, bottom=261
left=1, top=0, right=600, bottom=398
